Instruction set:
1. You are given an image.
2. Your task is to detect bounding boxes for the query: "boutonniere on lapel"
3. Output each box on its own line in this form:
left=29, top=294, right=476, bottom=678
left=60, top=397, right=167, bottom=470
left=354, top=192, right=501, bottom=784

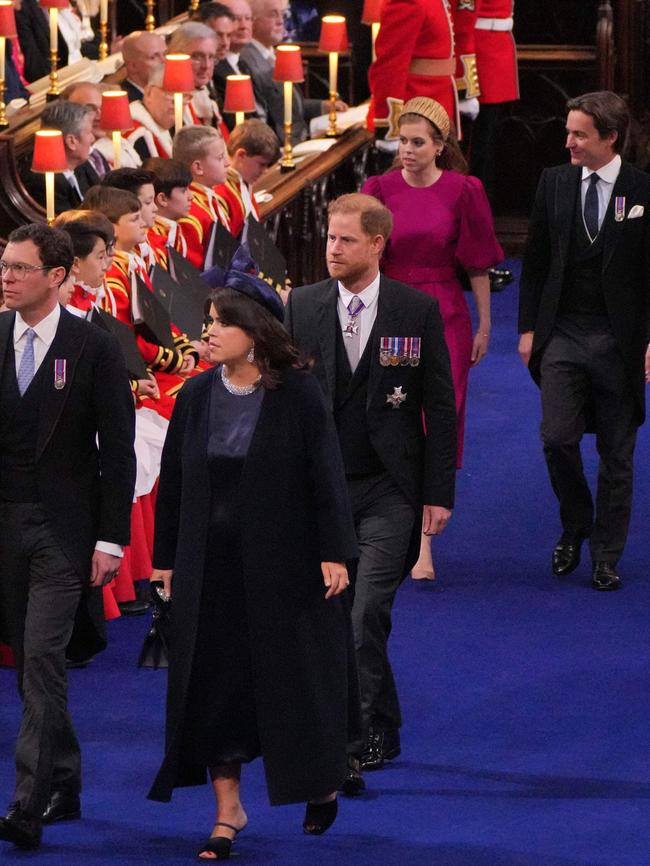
left=379, top=336, right=421, bottom=367
left=615, top=196, right=626, bottom=222
left=386, top=386, right=407, bottom=409
left=54, top=359, right=66, bottom=390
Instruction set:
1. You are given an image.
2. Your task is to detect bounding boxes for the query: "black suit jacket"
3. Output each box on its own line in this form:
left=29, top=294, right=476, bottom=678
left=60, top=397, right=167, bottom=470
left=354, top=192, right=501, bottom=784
left=519, top=162, right=650, bottom=422
left=15, top=0, right=68, bottom=83
left=124, top=78, right=145, bottom=103
left=0, top=307, right=136, bottom=654
left=23, top=160, right=100, bottom=216
left=285, top=275, right=457, bottom=509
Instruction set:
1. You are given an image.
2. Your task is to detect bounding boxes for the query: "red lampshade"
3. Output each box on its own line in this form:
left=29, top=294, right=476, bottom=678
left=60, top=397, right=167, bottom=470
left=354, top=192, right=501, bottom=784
left=223, top=75, right=255, bottom=114
left=32, top=130, right=68, bottom=173
left=319, top=15, right=348, bottom=53
left=38, top=0, right=69, bottom=8
left=0, top=1, right=17, bottom=38
left=163, top=54, right=194, bottom=93
left=100, top=90, right=133, bottom=131
left=362, top=0, right=384, bottom=24
left=274, top=44, right=304, bottom=83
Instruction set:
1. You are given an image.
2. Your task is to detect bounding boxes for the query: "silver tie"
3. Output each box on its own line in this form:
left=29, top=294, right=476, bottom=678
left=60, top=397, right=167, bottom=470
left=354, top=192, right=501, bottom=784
left=17, top=328, right=36, bottom=396
left=343, top=296, right=365, bottom=373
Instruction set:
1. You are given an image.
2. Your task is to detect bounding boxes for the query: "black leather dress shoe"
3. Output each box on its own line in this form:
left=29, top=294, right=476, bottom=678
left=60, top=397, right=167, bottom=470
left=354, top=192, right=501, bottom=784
left=360, top=726, right=402, bottom=770
left=340, top=755, right=365, bottom=797
left=0, top=803, right=42, bottom=849
left=360, top=728, right=384, bottom=770
left=592, top=561, right=621, bottom=591
left=552, top=533, right=586, bottom=576
left=118, top=599, right=150, bottom=616
left=42, top=790, right=81, bottom=824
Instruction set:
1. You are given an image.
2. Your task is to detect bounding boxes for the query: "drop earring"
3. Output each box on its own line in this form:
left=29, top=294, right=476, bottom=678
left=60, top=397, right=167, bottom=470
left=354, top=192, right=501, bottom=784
left=247, top=346, right=255, bottom=364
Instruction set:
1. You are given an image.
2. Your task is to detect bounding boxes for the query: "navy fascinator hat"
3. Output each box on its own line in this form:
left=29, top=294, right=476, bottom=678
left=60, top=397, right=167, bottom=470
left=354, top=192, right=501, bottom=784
left=202, top=245, right=285, bottom=323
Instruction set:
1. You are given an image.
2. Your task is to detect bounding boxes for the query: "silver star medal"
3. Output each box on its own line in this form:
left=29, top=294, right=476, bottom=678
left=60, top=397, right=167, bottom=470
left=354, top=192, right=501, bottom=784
left=344, top=318, right=359, bottom=337
left=386, top=386, right=407, bottom=409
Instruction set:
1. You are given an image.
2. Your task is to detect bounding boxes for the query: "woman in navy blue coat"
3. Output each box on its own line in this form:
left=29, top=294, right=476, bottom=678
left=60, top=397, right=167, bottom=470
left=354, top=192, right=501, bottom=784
left=147, top=271, right=360, bottom=860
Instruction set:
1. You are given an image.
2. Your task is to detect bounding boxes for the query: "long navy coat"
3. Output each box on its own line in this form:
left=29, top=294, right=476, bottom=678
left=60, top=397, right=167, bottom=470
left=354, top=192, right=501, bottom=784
left=148, top=366, right=360, bottom=806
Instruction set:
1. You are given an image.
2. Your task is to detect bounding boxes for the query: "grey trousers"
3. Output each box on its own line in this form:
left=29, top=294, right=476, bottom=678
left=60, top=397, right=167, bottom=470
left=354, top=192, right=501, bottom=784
left=540, top=316, right=638, bottom=563
left=0, top=502, right=84, bottom=816
left=347, top=473, right=416, bottom=750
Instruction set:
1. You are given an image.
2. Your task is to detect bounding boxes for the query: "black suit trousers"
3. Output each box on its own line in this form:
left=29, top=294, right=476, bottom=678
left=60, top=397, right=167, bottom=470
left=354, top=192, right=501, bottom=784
left=0, top=502, right=84, bottom=816
left=539, top=316, right=638, bottom=562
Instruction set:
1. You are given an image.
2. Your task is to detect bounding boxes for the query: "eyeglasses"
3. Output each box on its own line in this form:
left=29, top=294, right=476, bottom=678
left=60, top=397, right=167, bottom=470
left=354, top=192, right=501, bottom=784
left=0, top=261, right=53, bottom=280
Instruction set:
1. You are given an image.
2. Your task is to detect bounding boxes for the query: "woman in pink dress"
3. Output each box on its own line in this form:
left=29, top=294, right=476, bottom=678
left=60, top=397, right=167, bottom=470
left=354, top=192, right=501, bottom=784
left=363, top=96, right=503, bottom=579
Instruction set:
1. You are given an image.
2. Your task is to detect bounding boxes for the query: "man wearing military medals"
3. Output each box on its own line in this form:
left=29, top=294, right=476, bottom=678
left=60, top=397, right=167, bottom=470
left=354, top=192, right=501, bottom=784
left=0, top=224, right=135, bottom=850
left=519, top=91, right=650, bottom=592
left=285, top=193, right=457, bottom=794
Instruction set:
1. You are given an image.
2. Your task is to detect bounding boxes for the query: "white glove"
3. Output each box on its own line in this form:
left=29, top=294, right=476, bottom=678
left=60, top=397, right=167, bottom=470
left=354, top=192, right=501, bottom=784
left=375, top=138, right=399, bottom=154
left=458, top=97, right=480, bottom=120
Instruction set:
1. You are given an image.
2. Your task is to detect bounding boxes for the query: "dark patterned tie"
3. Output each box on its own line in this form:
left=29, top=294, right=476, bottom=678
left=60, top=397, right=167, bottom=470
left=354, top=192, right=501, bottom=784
left=584, top=173, right=600, bottom=240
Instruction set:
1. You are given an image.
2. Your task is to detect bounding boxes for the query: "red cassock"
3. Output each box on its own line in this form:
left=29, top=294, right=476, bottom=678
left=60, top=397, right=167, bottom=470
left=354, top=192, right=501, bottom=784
left=451, top=1, right=480, bottom=99
left=148, top=216, right=188, bottom=259
left=104, top=250, right=196, bottom=420
left=368, top=0, right=458, bottom=138
left=178, top=181, right=232, bottom=271
left=214, top=169, right=260, bottom=239
left=475, top=0, right=519, bottom=104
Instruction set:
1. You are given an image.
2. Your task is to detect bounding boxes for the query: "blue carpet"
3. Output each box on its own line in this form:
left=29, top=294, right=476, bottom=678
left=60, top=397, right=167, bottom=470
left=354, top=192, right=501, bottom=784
left=2, top=266, right=650, bottom=865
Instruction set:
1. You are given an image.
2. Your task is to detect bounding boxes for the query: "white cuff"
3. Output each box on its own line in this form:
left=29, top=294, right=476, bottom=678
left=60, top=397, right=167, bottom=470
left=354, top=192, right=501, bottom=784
left=95, top=541, right=124, bottom=558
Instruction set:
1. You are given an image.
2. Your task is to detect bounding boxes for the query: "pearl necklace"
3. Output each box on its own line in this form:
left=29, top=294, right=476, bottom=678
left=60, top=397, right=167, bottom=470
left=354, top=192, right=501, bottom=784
left=221, top=365, right=262, bottom=396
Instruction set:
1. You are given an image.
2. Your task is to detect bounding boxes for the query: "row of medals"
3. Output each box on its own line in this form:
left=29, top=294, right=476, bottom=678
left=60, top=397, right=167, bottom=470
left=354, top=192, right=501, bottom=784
left=379, top=337, right=421, bottom=368
left=380, top=352, right=420, bottom=367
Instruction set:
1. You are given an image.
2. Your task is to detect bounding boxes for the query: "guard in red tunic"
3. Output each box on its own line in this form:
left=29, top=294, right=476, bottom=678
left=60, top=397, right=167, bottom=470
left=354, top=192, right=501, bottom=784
left=475, top=0, right=518, bottom=106
left=451, top=0, right=480, bottom=104
left=367, top=0, right=459, bottom=140
left=470, top=0, right=519, bottom=193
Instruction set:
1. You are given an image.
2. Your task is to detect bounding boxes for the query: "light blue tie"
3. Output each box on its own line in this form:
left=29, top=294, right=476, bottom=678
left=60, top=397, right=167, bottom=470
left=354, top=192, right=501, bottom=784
left=17, top=328, right=36, bottom=396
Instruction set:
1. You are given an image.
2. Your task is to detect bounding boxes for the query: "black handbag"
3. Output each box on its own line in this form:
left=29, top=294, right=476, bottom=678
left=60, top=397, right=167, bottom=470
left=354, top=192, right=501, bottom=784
left=137, top=581, right=172, bottom=669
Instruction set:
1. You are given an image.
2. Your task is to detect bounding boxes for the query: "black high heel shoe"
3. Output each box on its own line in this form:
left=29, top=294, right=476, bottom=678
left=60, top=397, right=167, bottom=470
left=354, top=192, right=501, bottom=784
left=303, top=798, right=338, bottom=835
left=197, top=822, right=243, bottom=860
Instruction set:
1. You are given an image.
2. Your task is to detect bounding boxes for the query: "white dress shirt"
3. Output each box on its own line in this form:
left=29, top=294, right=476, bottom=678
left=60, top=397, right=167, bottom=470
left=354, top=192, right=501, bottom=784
left=226, top=51, right=242, bottom=72
left=337, top=272, right=381, bottom=357
left=581, top=153, right=621, bottom=232
left=249, top=38, right=274, bottom=62
left=13, top=305, right=123, bottom=558
left=13, top=303, right=60, bottom=375
left=63, top=168, right=82, bottom=201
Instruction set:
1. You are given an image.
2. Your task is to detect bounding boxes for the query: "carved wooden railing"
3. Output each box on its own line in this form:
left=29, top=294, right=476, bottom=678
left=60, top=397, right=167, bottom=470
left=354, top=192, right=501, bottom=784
left=256, top=127, right=373, bottom=285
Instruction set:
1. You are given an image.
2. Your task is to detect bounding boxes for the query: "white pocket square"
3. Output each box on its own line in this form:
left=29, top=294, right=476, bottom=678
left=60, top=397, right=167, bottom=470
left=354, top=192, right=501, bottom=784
left=628, top=205, right=644, bottom=219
